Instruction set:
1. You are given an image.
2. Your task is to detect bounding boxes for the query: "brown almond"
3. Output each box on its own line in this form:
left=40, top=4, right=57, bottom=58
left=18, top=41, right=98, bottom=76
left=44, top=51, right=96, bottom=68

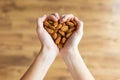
left=48, top=20, right=54, bottom=24
left=61, top=26, right=69, bottom=32
left=58, top=30, right=65, bottom=36
left=57, top=44, right=63, bottom=48
left=54, top=22, right=58, bottom=27
left=57, top=24, right=62, bottom=29
left=71, top=20, right=77, bottom=26
left=44, top=27, right=54, bottom=34
left=66, top=21, right=74, bottom=27
left=62, top=23, right=66, bottom=26
left=66, top=32, right=73, bottom=38
left=48, top=25, right=55, bottom=30
left=62, top=37, right=66, bottom=44
left=44, top=20, right=50, bottom=26
left=55, top=35, right=61, bottom=44
left=67, top=27, right=75, bottom=32
left=52, top=33, right=57, bottom=39
left=54, top=29, right=58, bottom=33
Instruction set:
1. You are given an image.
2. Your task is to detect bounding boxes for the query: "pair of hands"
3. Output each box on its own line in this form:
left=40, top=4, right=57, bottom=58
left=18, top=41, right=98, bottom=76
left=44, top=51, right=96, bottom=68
left=37, top=13, right=83, bottom=55
left=21, top=13, right=95, bottom=80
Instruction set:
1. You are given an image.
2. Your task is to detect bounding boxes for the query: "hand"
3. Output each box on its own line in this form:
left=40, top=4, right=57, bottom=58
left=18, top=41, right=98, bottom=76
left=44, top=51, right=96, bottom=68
left=60, top=14, right=83, bottom=54
left=37, top=13, right=60, bottom=53
left=20, top=13, right=61, bottom=80
left=59, top=14, right=95, bottom=80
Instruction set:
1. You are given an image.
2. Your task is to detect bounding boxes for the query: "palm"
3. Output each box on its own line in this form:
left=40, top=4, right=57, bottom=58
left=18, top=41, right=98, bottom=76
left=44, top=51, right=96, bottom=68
left=59, top=15, right=83, bottom=53
left=37, top=14, right=59, bottom=51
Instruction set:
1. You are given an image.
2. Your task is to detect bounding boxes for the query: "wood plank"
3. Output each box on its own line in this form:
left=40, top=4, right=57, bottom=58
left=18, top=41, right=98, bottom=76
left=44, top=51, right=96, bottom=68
left=0, top=0, right=120, bottom=80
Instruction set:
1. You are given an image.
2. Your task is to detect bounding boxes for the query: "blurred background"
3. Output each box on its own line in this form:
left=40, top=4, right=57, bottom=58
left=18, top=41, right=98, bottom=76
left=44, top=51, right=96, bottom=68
left=0, top=0, right=120, bottom=80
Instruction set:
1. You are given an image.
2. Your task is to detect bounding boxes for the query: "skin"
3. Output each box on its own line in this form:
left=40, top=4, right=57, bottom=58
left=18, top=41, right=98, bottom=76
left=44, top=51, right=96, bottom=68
left=60, top=14, right=94, bottom=80
left=20, top=13, right=95, bottom=80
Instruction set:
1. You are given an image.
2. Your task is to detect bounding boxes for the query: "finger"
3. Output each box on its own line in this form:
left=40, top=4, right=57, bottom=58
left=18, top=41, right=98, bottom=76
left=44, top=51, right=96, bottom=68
left=74, top=17, right=79, bottom=21
left=47, top=15, right=58, bottom=21
left=73, top=21, right=83, bottom=41
left=60, top=14, right=74, bottom=23
left=37, top=15, right=47, bottom=30
left=38, top=15, right=47, bottom=23
left=60, top=15, right=65, bottom=23
left=51, top=12, right=60, bottom=19
left=74, top=17, right=84, bottom=34
left=70, top=20, right=84, bottom=44
left=60, top=15, right=65, bottom=18
left=76, top=20, right=84, bottom=34
left=37, top=15, right=47, bottom=27
left=63, top=14, right=74, bottom=20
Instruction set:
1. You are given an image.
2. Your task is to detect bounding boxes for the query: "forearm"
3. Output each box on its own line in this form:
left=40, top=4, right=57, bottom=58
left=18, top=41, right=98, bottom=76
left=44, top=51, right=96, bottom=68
left=61, top=47, right=94, bottom=80
left=21, top=46, right=57, bottom=80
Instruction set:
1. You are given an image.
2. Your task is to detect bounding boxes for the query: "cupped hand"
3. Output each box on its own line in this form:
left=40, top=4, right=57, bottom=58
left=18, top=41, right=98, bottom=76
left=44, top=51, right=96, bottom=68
left=37, top=13, right=60, bottom=52
left=60, top=14, right=84, bottom=53
left=37, top=13, right=83, bottom=54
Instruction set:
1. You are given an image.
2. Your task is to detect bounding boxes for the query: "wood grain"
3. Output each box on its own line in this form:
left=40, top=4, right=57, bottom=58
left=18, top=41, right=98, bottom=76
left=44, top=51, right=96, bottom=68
left=0, top=0, right=120, bottom=80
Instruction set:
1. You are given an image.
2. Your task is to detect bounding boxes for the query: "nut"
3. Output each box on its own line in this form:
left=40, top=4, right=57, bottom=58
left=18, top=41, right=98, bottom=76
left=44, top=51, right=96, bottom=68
left=61, top=37, right=66, bottom=44
left=52, top=33, right=57, bottom=39
left=55, top=34, right=61, bottom=44
left=57, top=44, right=63, bottom=48
left=44, top=26, right=54, bottom=34
left=58, top=30, right=65, bottom=36
left=49, top=25, right=56, bottom=30
left=66, top=32, right=73, bottom=38
left=61, top=25, right=69, bottom=32
left=66, top=20, right=74, bottom=27
left=44, top=20, right=50, bottom=26
left=54, top=22, right=58, bottom=27
left=67, top=27, right=76, bottom=32
left=71, top=20, right=77, bottom=26
left=43, top=18, right=77, bottom=48
left=47, top=20, right=54, bottom=25
left=57, top=24, right=62, bottom=29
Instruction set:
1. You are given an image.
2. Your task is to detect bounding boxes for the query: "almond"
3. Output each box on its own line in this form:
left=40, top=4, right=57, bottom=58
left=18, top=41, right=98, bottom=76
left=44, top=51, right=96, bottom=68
left=71, top=20, right=77, bottom=26
left=49, top=25, right=56, bottom=30
left=44, top=26, right=54, bottom=34
left=55, top=35, right=61, bottom=44
left=52, top=33, right=57, bottom=39
left=57, top=44, right=63, bottom=48
left=54, top=22, right=58, bottom=27
left=58, top=30, right=65, bottom=36
left=67, top=27, right=76, bottom=32
left=62, top=37, right=66, bottom=44
left=66, top=32, right=73, bottom=38
left=47, top=20, right=54, bottom=25
left=66, top=20, right=74, bottom=27
left=57, top=24, right=62, bottom=29
left=61, top=25, right=69, bottom=32
left=44, top=20, right=50, bottom=26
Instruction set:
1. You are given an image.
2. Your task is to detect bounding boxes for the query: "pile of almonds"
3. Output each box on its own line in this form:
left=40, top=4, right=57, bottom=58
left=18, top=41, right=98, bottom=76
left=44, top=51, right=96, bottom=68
left=43, top=19, right=77, bottom=48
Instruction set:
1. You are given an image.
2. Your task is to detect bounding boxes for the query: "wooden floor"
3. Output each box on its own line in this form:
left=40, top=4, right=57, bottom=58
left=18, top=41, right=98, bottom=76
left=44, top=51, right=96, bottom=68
left=0, top=0, right=120, bottom=80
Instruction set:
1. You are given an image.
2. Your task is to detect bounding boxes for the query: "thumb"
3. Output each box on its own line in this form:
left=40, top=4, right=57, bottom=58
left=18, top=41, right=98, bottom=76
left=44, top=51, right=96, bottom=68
left=69, top=19, right=84, bottom=46
left=76, top=21, right=83, bottom=35
left=74, top=17, right=84, bottom=38
left=37, top=15, right=47, bottom=31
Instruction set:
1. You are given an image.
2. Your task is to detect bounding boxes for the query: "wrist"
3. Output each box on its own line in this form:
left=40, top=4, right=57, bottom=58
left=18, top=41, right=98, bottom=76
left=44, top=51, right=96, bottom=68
left=61, top=46, right=78, bottom=53
left=60, top=46, right=79, bottom=57
left=38, top=45, right=58, bottom=58
left=43, top=44, right=58, bottom=53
